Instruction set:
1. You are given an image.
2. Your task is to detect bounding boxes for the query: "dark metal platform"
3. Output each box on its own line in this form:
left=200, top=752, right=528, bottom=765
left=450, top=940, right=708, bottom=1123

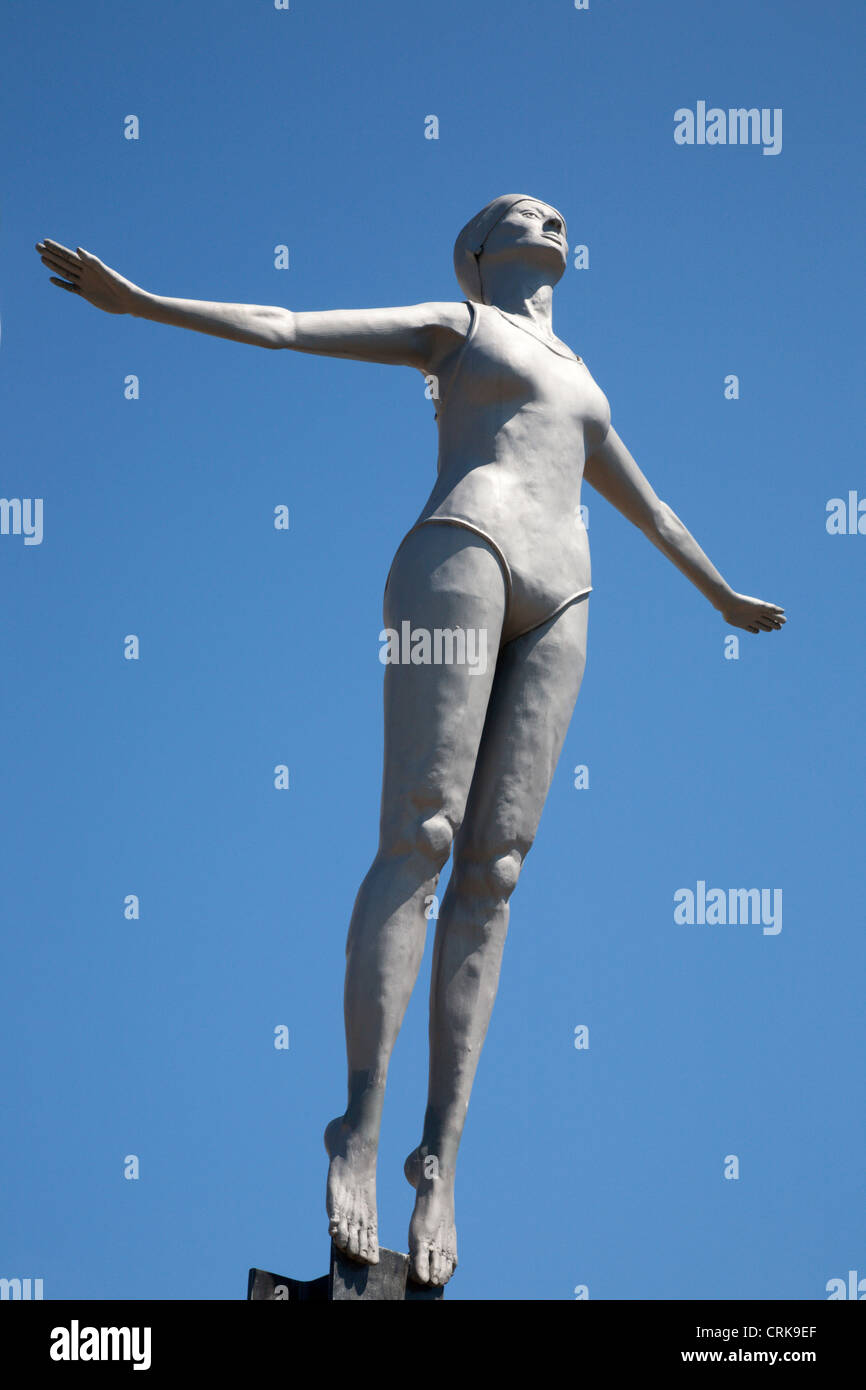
left=248, top=1243, right=444, bottom=1301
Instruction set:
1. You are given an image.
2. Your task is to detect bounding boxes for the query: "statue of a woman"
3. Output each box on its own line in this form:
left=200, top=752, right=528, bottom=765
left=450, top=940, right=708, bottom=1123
left=37, top=194, right=784, bottom=1289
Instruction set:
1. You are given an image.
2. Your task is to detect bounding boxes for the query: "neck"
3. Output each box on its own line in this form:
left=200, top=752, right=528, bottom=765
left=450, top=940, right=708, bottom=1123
left=482, top=276, right=556, bottom=334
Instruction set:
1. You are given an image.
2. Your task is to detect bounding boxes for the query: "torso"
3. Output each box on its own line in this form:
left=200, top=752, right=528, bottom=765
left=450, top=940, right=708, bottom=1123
left=410, top=301, right=610, bottom=640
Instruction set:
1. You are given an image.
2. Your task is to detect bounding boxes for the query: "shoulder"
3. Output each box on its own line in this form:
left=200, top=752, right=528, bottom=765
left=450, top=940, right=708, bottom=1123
left=407, top=301, right=473, bottom=372
left=412, top=301, right=473, bottom=336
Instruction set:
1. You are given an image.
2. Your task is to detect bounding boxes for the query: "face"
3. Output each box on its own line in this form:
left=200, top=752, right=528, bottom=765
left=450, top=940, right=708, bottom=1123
left=480, top=199, right=568, bottom=279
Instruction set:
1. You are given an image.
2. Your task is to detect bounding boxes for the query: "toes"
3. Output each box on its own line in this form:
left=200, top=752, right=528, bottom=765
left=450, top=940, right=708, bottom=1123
left=430, top=1242, right=457, bottom=1286
left=411, top=1246, right=431, bottom=1285
left=357, top=1224, right=378, bottom=1263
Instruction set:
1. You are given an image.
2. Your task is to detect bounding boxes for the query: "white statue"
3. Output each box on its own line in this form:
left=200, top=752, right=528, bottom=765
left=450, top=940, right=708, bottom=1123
left=36, top=195, right=785, bottom=1288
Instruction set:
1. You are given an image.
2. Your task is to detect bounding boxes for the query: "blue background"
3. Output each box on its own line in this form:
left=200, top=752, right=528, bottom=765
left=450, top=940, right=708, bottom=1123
left=1, top=0, right=863, bottom=1301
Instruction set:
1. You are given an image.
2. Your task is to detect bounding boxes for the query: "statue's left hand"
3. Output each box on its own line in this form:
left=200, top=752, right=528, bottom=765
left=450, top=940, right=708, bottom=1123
left=718, top=592, right=786, bottom=633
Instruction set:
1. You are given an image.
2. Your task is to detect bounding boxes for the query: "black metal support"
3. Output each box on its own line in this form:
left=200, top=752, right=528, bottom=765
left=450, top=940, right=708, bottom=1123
left=248, top=1243, right=444, bottom=1301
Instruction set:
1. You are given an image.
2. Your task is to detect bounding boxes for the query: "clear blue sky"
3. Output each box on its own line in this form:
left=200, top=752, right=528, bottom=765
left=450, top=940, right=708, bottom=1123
left=2, top=0, right=863, bottom=1301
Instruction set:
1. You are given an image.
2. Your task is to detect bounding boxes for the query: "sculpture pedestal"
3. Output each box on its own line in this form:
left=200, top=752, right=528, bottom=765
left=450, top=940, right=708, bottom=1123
left=248, top=1243, right=444, bottom=1301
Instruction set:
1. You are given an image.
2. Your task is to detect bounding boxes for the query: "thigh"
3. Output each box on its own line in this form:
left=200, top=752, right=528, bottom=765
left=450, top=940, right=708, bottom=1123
left=455, top=595, right=589, bottom=857
left=378, top=523, right=507, bottom=838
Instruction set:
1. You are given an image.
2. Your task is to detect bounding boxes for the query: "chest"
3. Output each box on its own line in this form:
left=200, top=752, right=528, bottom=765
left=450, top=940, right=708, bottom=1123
left=460, top=311, right=610, bottom=438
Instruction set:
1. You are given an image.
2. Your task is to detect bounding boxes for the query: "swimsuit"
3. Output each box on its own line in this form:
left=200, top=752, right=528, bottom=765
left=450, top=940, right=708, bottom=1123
left=389, top=300, right=611, bottom=645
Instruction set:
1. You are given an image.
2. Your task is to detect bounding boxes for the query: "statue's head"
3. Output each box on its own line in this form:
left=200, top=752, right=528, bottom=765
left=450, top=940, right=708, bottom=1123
left=453, top=195, right=568, bottom=304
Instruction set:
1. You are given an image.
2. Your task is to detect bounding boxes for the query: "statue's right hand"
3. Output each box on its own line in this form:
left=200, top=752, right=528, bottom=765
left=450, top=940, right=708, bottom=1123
left=35, top=239, right=143, bottom=315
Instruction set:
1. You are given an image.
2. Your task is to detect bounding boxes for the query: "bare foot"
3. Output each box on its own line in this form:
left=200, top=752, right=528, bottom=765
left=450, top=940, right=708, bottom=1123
left=324, top=1116, right=379, bottom=1264
left=404, top=1146, right=458, bottom=1286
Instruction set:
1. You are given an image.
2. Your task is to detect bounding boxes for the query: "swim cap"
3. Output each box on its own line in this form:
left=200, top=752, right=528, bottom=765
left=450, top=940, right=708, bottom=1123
left=453, top=194, right=565, bottom=302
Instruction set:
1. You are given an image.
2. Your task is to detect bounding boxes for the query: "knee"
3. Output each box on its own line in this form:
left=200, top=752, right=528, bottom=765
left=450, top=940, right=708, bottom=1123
left=415, top=811, right=458, bottom=870
left=381, top=809, right=459, bottom=876
left=489, top=848, right=525, bottom=900
left=455, top=840, right=531, bottom=907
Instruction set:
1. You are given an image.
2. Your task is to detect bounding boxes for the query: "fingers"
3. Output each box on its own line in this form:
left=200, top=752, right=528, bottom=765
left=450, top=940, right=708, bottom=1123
left=743, top=620, right=782, bottom=633
left=757, top=608, right=786, bottom=630
left=36, top=240, right=108, bottom=282
left=49, top=276, right=79, bottom=293
left=728, top=600, right=787, bottom=633
left=37, top=240, right=85, bottom=286
left=40, top=253, right=82, bottom=280
left=727, top=615, right=783, bottom=633
left=38, top=237, right=79, bottom=260
left=748, top=618, right=784, bottom=633
left=36, top=239, right=82, bottom=270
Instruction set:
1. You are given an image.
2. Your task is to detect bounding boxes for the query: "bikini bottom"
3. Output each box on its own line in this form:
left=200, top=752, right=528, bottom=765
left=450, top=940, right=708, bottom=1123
left=387, top=516, right=591, bottom=647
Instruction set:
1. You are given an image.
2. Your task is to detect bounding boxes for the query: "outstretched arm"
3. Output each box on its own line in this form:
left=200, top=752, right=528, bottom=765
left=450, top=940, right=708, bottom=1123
left=35, top=239, right=469, bottom=368
left=584, top=426, right=785, bottom=633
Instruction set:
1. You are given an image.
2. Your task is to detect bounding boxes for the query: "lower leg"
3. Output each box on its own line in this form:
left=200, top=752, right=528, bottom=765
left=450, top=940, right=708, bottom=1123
left=325, top=833, right=448, bottom=1262
left=405, top=851, right=520, bottom=1285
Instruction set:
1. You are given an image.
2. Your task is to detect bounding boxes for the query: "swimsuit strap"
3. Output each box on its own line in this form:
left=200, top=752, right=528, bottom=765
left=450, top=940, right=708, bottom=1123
left=489, top=304, right=583, bottom=363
